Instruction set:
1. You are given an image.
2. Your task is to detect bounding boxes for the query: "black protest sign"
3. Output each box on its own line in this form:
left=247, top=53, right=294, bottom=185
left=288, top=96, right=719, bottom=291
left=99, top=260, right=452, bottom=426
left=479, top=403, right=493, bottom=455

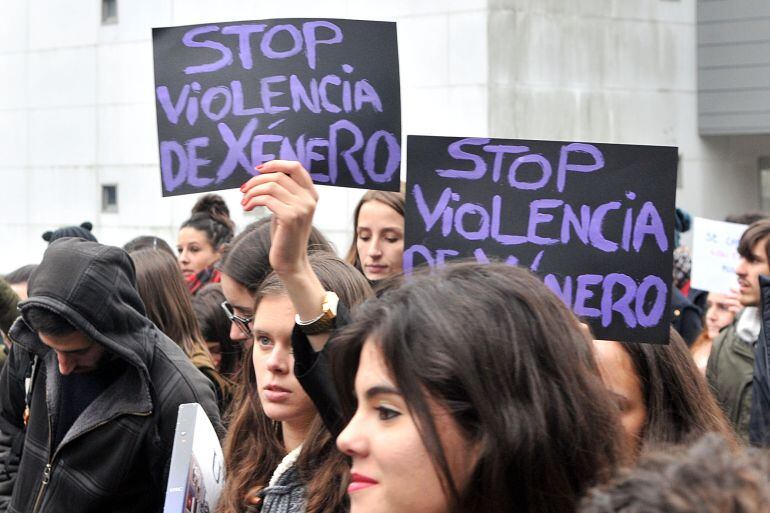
left=404, top=135, right=678, bottom=343
left=152, top=19, right=401, bottom=196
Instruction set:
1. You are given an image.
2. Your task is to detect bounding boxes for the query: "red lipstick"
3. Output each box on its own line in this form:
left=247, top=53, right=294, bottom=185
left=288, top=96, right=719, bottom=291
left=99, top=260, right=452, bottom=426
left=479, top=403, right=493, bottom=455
left=348, top=472, right=378, bottom=493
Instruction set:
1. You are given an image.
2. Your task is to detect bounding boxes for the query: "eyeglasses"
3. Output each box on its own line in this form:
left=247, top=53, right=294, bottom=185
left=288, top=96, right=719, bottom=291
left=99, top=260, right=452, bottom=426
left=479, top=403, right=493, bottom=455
left=220, top=301, right=254, bottom=338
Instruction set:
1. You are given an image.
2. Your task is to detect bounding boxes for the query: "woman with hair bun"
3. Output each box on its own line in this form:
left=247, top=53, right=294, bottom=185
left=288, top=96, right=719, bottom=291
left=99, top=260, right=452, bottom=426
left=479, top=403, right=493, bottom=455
left=177, top=194, right=235, bottom=294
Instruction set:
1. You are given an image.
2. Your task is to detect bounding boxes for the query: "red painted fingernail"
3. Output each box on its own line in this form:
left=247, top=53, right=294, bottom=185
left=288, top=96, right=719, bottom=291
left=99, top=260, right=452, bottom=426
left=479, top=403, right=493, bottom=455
left=255, top=164, right=265, bottom=172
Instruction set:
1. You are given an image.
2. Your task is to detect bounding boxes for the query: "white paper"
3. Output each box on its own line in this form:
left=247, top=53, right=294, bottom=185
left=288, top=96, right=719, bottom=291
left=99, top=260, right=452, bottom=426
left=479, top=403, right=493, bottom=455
left=691, top=217, right=747, bottom=293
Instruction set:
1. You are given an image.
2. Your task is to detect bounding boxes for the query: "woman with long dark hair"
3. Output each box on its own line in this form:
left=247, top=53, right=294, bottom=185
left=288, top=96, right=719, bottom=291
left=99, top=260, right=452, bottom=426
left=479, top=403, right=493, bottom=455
left=593, top=329, right=736, bottom=458
left=217, top=253, right=371, bottom=513
left=332, top=262, right=622, bottom=513
left=241, top=161, right=624, bottom=513
left=130, top=248, right=230, bottom=412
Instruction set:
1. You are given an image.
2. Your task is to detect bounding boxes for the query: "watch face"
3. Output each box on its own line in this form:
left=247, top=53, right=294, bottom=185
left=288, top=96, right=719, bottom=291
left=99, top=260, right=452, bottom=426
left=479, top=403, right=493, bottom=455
left=324, top=291, right=340, bottom=316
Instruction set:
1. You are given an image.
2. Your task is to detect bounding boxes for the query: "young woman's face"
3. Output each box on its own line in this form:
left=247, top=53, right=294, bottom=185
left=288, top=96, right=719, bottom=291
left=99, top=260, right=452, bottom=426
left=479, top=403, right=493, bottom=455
left=337, top=340, right=475, bottom=513
left=251, top=295, right=315, bottom=427
left=177, top=227, right=220, bottom=278
left=355, top=201, right=404, bottom=281
left=705, top=292, right=737, bottom=339
left=592, top=340, right=647, bottom=457
left=220, top=273, right=255, bottom=343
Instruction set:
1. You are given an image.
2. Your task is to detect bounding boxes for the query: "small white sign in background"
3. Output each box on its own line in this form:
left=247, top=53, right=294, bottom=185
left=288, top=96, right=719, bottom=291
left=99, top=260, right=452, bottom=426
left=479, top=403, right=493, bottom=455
left=691, top=217, right=747, bottom=293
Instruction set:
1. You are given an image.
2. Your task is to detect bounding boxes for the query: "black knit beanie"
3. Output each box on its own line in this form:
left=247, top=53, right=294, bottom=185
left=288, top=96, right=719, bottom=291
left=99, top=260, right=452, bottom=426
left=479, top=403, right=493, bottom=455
left=42, top=222, right=98, bottom=244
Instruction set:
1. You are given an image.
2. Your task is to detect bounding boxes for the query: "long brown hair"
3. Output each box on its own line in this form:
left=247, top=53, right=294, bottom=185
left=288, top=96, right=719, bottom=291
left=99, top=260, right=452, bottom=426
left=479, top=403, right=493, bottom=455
left=344, top=190, right=405, bottom=273
left=218, top=253, right=372, bottom=513
left=619, top=328, right=736, bottom=446
left=332, top=262, right=623, bottom=513
left=131, top=249, right=214, bottom=360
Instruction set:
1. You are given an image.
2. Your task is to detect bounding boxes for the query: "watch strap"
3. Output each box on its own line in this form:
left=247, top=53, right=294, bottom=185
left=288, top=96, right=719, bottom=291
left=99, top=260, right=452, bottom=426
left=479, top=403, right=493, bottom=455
left=295, top=291, right=339, bottom=335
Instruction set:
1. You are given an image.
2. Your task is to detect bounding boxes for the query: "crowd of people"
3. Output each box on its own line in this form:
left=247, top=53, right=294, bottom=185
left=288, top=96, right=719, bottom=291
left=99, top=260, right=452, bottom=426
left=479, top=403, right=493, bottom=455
left=0, top=159, right=768, bottom=512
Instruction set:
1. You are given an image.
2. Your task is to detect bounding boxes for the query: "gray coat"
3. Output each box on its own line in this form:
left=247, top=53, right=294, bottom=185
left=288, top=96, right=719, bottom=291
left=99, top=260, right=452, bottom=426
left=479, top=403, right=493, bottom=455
left=0, top=238, right=223, bottom=513
left=257, top=464, right=306, bottom=513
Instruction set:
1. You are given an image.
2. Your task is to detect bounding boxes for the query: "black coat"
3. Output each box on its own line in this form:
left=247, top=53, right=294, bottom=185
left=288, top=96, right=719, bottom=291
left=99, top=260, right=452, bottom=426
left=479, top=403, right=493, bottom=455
left=671, top=288, right=702, bottom=347
left=751, top=275, right=770, bottom=447
left=292, top=303, right=350, bottom=438
left=0, top=239, right=222, bottom=513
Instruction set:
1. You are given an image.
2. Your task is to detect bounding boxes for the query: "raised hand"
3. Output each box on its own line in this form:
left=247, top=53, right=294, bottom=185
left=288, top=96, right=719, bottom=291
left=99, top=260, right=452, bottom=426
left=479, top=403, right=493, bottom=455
left=240, top=160, right=327, bottom=334
left=240, top=160, right=318, bottom=277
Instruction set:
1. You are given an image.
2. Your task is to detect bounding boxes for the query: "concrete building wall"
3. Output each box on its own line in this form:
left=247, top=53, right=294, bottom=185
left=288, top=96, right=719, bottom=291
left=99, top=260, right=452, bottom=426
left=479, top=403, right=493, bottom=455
left=698, top=0, right=770, bottom=135
left=487, top=0, right=770, bottom=230
left=1, top=0, right=768, bottom=272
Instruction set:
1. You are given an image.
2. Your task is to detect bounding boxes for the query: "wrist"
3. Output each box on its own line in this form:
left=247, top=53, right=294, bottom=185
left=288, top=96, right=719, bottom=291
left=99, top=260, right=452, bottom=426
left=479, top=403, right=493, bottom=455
left=278, top=260, right=327, bottom=323
left=295, top=286, right=327, bottom=323
left=296, top=291, right=339, bottom=335
left=274, top=254, right=312, bottom=281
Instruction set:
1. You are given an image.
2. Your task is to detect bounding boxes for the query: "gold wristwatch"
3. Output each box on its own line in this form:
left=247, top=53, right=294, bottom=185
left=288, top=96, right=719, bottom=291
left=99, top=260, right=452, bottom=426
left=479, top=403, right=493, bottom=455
left=295, top=291, right=339, bottom=335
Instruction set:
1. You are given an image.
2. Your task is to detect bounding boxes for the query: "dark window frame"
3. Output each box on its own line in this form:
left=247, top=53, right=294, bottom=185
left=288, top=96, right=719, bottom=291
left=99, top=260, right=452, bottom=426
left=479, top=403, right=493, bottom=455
left=101, top=184, right=118, bottom=213
left=101, top=0, right=118, bottom=25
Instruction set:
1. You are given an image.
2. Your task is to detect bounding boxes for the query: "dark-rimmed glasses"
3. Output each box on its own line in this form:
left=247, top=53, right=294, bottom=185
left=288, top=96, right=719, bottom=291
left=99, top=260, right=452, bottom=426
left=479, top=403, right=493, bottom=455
left=220, top=301, right=254, bottom=338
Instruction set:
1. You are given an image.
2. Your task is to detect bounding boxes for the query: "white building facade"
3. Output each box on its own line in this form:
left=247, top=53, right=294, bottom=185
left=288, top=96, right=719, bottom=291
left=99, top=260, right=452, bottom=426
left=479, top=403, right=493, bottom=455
left=1, top=0, right=768, bottom=271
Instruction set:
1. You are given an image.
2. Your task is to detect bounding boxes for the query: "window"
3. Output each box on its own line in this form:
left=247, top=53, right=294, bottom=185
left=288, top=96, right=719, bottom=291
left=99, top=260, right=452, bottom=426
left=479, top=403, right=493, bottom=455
left=102, top=185, right=118, bottom=213
left=102, top=0, right=118, bottom=25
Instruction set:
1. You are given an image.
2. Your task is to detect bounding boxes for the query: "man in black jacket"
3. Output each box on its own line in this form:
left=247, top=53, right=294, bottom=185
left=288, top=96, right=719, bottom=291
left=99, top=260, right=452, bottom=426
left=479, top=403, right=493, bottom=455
left=0, top=238, right=222, bottom=513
